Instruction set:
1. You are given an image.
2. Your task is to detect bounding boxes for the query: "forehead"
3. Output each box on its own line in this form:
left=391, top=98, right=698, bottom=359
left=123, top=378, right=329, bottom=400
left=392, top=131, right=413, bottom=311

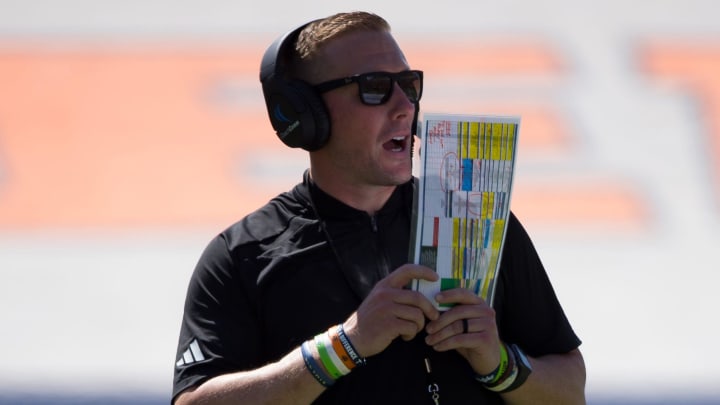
left=316, top=30, right=410, bottom=79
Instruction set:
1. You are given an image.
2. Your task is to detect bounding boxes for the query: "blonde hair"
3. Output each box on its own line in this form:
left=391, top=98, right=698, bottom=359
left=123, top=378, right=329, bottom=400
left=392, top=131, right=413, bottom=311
left=289, top=11, right=391, bottom=81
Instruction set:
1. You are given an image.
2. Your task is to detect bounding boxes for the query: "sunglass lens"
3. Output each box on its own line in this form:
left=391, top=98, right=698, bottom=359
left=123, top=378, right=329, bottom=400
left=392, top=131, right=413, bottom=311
left=360, top=74, right=393, bottom=105
left=397, top=72, right=421, bottom=103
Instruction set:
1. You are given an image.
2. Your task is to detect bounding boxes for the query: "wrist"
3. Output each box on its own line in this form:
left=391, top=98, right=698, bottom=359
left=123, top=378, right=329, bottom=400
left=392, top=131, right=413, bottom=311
left=474, top=342, right=509, bottom=385
left=335, top=323, right=367, bottom=367
left=476, top=343, right=533, bottom=394
left=301, top=324, right=367, bottom=388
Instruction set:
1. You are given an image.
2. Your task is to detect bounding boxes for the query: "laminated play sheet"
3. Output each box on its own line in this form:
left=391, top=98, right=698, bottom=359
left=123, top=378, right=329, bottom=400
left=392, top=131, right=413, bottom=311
left=410, top=113, right=520, bottom=309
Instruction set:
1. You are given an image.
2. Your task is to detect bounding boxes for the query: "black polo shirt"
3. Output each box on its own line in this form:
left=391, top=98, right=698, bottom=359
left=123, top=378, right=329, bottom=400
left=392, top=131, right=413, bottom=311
left=172, top=172, right=581, bottom=404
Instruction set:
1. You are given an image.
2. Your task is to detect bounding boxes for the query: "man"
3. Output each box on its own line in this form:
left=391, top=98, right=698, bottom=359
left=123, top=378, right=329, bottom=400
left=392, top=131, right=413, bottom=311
left=172, top=11, right=585, bottom=405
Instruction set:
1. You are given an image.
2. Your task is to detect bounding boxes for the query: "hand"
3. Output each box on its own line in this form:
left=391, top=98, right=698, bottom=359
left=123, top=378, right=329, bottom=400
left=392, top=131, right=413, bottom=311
left=342, top=264, right=440, bottom=358
left=424, top=288, right=502, bottom=375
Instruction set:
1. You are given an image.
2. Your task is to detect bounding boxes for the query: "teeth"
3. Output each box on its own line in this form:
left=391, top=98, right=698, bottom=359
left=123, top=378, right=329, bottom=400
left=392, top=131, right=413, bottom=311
left=385, top=136, right=406, bottom=152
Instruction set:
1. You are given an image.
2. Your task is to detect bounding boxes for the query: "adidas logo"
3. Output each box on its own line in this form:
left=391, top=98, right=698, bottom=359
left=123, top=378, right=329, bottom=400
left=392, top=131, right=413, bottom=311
left=176, top=338, right=206, bottom=367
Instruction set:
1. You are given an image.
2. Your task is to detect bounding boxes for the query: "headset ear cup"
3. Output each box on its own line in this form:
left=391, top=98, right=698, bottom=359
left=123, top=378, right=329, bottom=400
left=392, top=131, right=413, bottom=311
left=260, top=21, right=332, bottom=151
left=288, top=80, right=330, bottom=151
left=263, top=78, right=330, bottom=151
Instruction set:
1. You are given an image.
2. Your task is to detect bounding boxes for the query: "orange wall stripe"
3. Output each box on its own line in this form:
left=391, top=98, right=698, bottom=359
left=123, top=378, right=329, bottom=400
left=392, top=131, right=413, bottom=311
left=0, top=41, right=646, bottom=229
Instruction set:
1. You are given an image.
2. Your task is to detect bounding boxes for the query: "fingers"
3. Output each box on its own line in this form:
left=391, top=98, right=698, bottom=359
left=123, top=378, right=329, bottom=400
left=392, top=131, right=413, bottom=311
left=390, top=304, right=430, bottom=341
left=424, top=289, right=497, bottom=350
left=434, top=286, right=484, bottom=307
left=345, top=265, right=440, bottom=357
left=377, top=264, right=440, bottom=321
left=382, top=264, right=439, bottom=289
left=424, top=297, right=502, bottom=374
left=367, top=265, right=439, bottom=315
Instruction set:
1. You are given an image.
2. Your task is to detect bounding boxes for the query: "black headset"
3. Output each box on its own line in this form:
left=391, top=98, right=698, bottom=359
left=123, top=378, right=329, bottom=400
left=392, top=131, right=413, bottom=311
left=259, top=22, right=330, bottom=151
left=259, top=21, right=420, bottom=152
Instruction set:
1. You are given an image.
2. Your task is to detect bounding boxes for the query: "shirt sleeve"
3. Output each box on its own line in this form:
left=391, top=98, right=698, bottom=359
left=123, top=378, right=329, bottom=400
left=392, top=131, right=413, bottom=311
left=495, top=212, right=582, bottom=357
left=171, top=233, right=263, bottom=403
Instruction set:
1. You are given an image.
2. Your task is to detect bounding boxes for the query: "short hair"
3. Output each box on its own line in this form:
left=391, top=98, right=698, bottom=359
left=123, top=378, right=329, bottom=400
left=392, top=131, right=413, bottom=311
left=289, top=11, right=391, bottom=82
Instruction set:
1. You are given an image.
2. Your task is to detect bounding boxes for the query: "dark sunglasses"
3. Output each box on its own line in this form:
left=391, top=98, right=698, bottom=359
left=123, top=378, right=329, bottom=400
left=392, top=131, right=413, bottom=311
left=314, top=70, right=423, bottom=106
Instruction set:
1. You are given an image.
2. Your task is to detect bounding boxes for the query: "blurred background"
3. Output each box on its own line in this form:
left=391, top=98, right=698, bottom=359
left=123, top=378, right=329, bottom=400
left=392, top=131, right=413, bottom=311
left=1, top=0, right=719, bottom=404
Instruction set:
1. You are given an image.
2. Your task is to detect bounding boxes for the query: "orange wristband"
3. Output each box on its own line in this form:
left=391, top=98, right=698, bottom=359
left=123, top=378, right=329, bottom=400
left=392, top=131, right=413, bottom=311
left=328, top=325, right=357, bottom=370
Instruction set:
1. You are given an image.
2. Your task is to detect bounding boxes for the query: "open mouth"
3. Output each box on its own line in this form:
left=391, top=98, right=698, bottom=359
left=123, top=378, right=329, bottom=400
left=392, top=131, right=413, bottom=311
left=383, top=136, right=407, bottom=152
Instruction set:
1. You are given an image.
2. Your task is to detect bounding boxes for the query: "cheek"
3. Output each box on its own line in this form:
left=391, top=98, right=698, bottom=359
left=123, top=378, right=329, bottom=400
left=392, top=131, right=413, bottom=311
left=328, top=105, right=364, bottom=143
left=324, top=95, right=382, bottom=147
left=328, top=98, right=356, bottom=125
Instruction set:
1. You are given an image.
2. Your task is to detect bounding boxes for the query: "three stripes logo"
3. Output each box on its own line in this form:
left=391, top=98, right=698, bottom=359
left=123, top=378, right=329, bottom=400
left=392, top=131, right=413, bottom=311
left=176, top=338, right=206, bottom=368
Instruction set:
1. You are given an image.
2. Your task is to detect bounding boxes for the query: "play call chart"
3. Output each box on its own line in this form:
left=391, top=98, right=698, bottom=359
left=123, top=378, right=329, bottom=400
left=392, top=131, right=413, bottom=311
left=411, top=113, right=520, bottom=309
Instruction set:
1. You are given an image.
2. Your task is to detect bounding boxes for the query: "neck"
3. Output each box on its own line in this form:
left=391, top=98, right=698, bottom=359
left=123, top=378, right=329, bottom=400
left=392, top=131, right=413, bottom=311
left=308, top=169, right=396, bottom=215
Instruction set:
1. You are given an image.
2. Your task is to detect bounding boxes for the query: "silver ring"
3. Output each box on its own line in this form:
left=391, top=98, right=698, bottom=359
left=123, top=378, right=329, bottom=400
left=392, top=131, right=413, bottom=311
left=462, top=318, right=469, bottom=334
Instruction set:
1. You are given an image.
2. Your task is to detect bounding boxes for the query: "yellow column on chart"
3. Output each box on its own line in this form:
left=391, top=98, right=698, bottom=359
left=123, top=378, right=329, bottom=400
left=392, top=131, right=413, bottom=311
left=480, top=122, right=490, bottom=160
left=458, top=121, right=480, bottom=160
left=491, top=123, right=503, bottom=160
left=468, top=121, right=480, bottom=159
left=452, top=217, right=462, bottom=279
left=481, top=192, right=495, bottom=220
left=502, top=123, right=517, bottom=161
left=460, top=121, right=467, bottom=159
left=481, top=218, right=506, bottom=297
